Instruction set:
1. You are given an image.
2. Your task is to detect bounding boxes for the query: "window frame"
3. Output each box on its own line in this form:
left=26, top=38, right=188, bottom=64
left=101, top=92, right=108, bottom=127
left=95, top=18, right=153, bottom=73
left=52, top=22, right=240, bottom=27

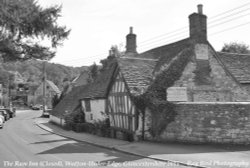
left=85, top=99, right=91, bottom=112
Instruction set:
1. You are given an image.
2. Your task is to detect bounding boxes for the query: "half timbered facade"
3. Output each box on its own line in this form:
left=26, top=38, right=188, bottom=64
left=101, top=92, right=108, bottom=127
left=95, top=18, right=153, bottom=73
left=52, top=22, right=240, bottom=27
left=108, top=70, right=138, bottom=135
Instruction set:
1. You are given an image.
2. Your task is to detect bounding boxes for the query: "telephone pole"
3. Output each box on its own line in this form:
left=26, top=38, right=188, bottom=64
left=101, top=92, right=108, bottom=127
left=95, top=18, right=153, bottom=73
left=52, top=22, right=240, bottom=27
left=42, top=61, right=46, bottom=116
left=7, top=75, right=11, bottom=108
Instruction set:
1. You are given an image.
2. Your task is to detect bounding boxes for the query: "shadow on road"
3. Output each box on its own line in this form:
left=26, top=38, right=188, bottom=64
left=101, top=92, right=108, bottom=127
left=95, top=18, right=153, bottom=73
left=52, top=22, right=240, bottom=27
left=37, top=133, right=53, bottom=135
left=37, top=142, right=144, bottom=164
left=31, top=139, right=72, bottom=144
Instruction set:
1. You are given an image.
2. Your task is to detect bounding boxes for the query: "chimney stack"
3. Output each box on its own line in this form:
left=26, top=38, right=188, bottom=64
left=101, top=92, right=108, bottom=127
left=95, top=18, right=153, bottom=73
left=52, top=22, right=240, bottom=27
left=189, top=4, right=207, bottom=42
left=198, top=4, right=203, bottom=14
left=125, top=27, right=137, bottom=54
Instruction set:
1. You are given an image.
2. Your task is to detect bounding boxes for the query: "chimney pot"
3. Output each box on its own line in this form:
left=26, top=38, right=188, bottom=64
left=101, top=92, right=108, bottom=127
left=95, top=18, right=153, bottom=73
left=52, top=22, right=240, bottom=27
left=129, top=27, right=133, bottom=34
left=126, top=27, right=137, bottom=54
left=189, top=4, right=207, bottom=42
left=198, top=4, right=203, bottom=14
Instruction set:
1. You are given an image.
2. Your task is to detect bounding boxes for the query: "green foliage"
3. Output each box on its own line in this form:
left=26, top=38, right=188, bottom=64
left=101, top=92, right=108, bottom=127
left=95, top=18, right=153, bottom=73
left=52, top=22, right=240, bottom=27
left=0, top=0, right=70, bottom=62
left=100, top=46, right=121, bottom=69
left=1, top=60, right=87, bottom=92
left=64, top=109, right=85, bottom=130
left=87, top=62, right=99, bottom=83
left=93, top=119, right=111, bottom=137
left=73, top=120, right=111, bottom=137
left=221, top=42, right=250, bottom=54
left=74, top=123, right=95, bottom=133
left=0, top=66, right=10, bottom=87
left=51, top=94, right=60, bottom=108
left=133, top=48, right=193, bottom=138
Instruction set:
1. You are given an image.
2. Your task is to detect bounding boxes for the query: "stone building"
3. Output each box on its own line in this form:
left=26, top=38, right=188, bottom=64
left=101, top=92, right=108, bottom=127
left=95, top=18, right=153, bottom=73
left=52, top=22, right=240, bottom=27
left=105, top=4, right=250, bottom=143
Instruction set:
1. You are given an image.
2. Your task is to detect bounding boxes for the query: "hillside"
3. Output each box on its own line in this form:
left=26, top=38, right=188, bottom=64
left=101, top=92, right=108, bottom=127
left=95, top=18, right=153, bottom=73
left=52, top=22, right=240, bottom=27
left=0, top=59, right=88, bottom=93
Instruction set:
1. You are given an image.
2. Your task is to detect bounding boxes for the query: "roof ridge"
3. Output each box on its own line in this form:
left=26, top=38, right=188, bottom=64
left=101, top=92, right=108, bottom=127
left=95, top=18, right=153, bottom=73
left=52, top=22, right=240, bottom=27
left=140, top=38, right=190, bottom=54
left=218, top=51, right=250, bottom=56
left=120, top=57, right=158, bottom=61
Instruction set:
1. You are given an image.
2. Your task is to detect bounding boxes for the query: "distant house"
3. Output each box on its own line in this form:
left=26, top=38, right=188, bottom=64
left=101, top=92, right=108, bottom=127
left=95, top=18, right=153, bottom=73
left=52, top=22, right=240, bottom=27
left=34, top=80, right=61, bottom=108
left=8, top=71, right=25, bottom=84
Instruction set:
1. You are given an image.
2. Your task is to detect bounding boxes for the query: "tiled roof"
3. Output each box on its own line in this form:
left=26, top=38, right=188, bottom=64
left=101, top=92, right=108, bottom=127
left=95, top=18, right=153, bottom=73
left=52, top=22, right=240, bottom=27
left=217, top=52, right=250, bottom=83
left=79, top=60, right=117, bottom=99
left=51, top=59, right=117, bottom=117
left=46, top=80, right=61, bottom=94
left=138, top=38, right=190, bottom=59
left=118, top=57, right=157, bottom=96
left=71, top=71, right=89, bottom=87
left=137, top=38, right=192, bottom=73
left=51, top=85, right=85, bottom=117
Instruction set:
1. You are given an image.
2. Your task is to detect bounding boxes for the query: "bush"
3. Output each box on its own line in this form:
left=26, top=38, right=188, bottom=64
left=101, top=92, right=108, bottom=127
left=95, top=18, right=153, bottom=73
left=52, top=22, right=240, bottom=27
left=93, top=119, right=111, bottom=137
left=75, top=123, right=95, bottom=133
left=64, top=109, right=85, bottom=131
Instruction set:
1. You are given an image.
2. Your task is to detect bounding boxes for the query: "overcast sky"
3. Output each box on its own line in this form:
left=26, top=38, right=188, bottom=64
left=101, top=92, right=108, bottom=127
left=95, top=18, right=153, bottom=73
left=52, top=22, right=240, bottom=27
left=37, top=0, right=250, bottom=67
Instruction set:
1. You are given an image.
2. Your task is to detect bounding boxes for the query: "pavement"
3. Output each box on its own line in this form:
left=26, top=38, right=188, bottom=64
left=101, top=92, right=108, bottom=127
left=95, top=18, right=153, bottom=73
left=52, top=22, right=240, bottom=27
left=35, top=117, right=250, bottom=168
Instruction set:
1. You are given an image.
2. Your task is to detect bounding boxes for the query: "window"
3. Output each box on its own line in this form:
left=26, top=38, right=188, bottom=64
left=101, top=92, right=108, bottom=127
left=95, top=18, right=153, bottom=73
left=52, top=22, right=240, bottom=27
left=85, top=99, right=91, bottom=112
left=90, top=113, right=93, bottom=120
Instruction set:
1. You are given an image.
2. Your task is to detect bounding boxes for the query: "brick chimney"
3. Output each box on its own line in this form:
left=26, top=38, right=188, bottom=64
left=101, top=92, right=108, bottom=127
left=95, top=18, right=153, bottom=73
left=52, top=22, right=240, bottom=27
left=125, top=27, right=137, bottom=54
left=189, top=4, right=207, bottom=42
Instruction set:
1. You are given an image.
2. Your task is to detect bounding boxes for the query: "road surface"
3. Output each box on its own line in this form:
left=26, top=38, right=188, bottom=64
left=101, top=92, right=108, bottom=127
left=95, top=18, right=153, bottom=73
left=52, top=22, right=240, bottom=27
left=0, top=110, right=191, bottom=168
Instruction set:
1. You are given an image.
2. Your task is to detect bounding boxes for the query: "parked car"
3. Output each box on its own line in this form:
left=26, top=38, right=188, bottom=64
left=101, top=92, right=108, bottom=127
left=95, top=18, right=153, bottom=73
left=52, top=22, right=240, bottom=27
left=0, top=117, right=4, bottom=129
left=0, top=106, right=16, bottom=118
left=31, top=104, right=41, bottom=110
left=0, top=110, right=9, bottom=121
left=42, top=109, right=51, bottom=118
left=0, top=113, right=5, bottom=123
left=3, top=108, right=15, bottom=118
left=40, top=105, right=48, bottom=110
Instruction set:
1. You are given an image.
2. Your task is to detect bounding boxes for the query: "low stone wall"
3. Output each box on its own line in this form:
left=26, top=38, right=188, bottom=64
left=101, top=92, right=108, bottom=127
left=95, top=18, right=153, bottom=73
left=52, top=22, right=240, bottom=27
left=154, top=102, right=250, bottom=144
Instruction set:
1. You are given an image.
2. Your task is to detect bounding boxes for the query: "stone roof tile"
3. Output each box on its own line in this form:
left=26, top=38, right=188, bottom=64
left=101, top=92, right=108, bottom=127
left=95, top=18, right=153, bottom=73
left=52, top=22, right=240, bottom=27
left=217, top=52, right=250, bottom=83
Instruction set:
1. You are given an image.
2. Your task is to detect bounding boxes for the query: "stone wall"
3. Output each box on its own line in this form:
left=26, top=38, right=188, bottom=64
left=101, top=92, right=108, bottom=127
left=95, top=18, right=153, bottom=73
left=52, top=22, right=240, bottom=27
left=148, top=102, right=250, bottom=144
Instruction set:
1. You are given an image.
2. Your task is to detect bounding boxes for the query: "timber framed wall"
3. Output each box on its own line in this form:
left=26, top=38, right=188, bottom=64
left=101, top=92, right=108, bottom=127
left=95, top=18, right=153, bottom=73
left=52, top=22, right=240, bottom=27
left=107, top=70, right=138, bottom=134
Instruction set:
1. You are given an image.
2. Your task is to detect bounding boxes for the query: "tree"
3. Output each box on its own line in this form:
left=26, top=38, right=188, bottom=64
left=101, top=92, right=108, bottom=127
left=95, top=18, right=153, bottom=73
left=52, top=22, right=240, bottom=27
left=0, top=0, right=70, bottom=62
left=221, top=42, right=250, bottom=54
left=51, top=94, right=60, bottom=108
left=100, top=46, right=120, bottom=69
left=87, top=62, right=99, bottom=83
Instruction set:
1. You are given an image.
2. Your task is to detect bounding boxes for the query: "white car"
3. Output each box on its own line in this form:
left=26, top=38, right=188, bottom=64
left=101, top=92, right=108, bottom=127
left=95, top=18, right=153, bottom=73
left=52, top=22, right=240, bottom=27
left=0, top=117, right=4, bottom=129
left=0, top=112, right=5, bottom=123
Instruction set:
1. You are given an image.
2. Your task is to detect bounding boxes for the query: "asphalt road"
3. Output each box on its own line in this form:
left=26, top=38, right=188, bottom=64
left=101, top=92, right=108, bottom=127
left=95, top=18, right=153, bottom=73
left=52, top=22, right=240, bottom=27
left=0, top=110, right=191, bottom=168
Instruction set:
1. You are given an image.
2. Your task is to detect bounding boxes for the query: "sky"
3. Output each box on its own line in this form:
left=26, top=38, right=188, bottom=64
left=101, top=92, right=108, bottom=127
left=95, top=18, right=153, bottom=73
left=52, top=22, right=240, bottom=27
left=37, top=0, right=250, bottom=67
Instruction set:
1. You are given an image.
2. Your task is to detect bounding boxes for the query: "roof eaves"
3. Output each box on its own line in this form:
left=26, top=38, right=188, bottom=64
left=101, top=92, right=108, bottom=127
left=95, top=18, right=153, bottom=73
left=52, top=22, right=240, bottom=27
left=218, top=51, right=250, bottom=56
